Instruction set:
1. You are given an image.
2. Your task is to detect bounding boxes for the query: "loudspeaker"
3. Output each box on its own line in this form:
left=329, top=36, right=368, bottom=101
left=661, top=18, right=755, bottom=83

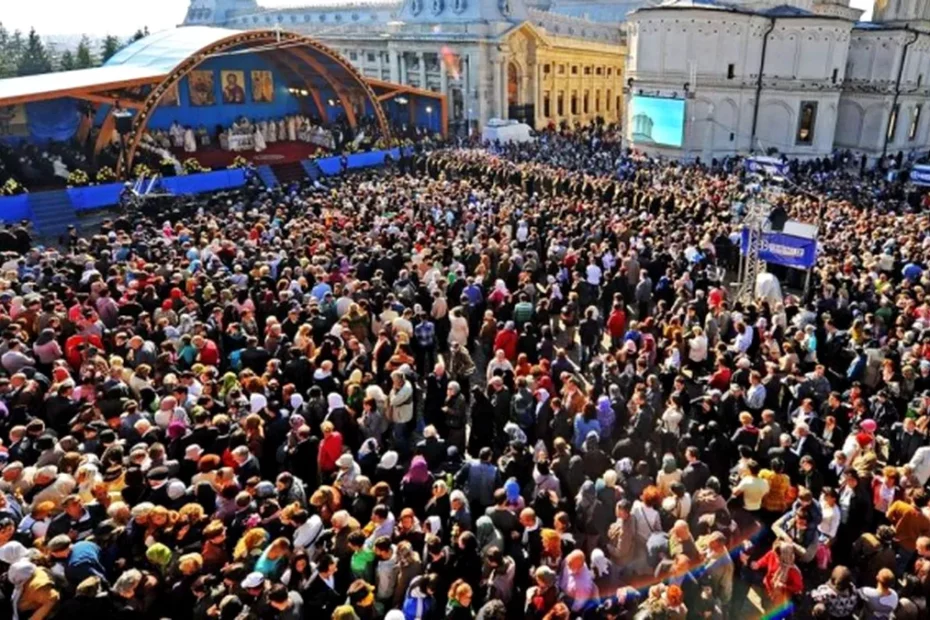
left=114, top=111, right=133, bottom=135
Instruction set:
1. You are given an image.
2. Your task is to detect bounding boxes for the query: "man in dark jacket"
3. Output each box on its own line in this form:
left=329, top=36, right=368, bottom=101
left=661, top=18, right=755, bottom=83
left=682, top=446, right=711, bottom=494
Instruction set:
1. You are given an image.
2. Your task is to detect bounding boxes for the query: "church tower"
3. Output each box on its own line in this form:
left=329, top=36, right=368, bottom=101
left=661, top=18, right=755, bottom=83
left=183, top=0, right=258, bottom=26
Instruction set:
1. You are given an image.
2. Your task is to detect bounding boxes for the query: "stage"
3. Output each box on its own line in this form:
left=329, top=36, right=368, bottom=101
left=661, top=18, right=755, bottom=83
left=171, top=140, right=322, bottom=169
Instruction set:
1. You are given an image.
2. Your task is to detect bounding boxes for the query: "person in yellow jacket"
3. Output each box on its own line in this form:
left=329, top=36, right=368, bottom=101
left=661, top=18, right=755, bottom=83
left=9, top=559, right=60, bottom=620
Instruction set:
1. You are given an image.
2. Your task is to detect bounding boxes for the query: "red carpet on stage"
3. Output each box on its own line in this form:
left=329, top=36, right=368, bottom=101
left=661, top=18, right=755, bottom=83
left=171, top=141, right=322, bottom=169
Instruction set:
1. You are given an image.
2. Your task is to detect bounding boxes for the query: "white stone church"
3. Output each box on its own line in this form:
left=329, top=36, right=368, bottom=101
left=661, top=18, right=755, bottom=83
left=627, top=0, right=930, bottom=161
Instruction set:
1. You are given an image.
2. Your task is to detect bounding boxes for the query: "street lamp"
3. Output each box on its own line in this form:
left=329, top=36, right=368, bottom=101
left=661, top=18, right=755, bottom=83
left=425, top=105, right=433, bottom=132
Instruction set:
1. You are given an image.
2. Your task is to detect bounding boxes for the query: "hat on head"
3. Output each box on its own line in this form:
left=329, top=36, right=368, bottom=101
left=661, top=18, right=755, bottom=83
left=46, top=534, right=72, bottom=553
left=240, top=571, right=264, bottom=589
left=146, top=466, right=169, bottom=481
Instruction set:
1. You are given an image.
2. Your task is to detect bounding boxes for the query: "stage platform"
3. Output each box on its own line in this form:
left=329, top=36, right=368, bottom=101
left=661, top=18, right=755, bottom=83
left=171, top=140, right=322, bottom=169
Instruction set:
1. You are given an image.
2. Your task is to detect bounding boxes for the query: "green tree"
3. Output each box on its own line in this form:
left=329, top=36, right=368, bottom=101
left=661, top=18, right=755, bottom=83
left=0, top=23, right=24, bottom=78
left=129, top=26, right=150, bottom=44
left=100, top=34, right=121, bottom=63
left=75, top=35, right=94, bottom=68
left=59, top=49, right=75, bottom=71
left=16, top=27, right=52, bottom=76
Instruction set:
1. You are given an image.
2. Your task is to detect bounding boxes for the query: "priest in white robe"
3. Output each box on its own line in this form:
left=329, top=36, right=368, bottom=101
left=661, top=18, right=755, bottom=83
left=277, top=119, right=287, bottom=143
left=266, top=120, right=278, bottom=143
left=253, top=124, right=267, bottom=153
left=286, top=116, right=297, bottom=142
left=169, top=121, right=185, bottom=148
left=183, top=127, right=197, bottom=153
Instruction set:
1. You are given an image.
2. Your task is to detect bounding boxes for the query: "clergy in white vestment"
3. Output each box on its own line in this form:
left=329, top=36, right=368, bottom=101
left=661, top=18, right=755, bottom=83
left=264, top=121, right=276, bottom=143
left=253, top=124, right=267, bottom=152
left=169, top=122, right=185, bottom=148
left=277, top=119, right=287, bottom=142
left=286, top=116, right=297, bottom=142
left=183, top=128, right=197, bottom=153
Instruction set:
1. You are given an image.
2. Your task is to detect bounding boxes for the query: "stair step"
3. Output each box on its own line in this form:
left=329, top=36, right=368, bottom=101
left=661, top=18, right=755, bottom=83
left=270, top=161, right=308, bottom=186
left=27, top=190, right=77, bottom=237
left=255, top=165, right=279, bottom=189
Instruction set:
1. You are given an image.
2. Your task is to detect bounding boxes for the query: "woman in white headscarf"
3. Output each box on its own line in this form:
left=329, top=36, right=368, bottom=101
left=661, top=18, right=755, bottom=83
left=334, top=453, right=361, bottom=498
left=325, top=392, right=350, bottom=438
left=75, top=462, right=101, bottom=503
left=9, top=559, right=59, bottom=620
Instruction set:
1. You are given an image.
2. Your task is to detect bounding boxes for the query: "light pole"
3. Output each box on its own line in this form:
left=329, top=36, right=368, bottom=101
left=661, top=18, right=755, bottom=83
left=425, top=105, right=433, bottom=133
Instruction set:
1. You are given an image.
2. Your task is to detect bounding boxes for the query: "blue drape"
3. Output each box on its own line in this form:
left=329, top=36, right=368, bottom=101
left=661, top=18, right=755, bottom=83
left=25, top=99, right=80, bottom=143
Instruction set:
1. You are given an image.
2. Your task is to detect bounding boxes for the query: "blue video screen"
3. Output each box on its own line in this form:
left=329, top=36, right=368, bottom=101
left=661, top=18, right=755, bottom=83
left=630, top=95, right=685, bottom=148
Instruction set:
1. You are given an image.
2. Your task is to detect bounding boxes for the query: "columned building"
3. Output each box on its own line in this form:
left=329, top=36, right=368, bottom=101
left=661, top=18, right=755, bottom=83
left=183, top=0, right=627, bottom=132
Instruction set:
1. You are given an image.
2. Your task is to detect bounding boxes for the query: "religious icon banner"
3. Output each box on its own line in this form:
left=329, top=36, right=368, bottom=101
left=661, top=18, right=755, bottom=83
left=189, top=70, right=216, bottom=107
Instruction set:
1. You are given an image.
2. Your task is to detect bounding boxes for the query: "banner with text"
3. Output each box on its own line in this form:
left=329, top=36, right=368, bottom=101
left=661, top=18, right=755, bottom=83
left=740, top=228, right=817, bottom=270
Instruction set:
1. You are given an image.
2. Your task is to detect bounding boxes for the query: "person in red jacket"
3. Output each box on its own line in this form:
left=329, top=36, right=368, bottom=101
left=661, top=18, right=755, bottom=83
left=193, top=335, right=220, bottom=366
left=606, top=303, right=627, bottom=349
left=318, top=420, right=343, bottom=483
left=493, top=321, right=519, bottom=361
left=750, top=541, right=803, bottom=608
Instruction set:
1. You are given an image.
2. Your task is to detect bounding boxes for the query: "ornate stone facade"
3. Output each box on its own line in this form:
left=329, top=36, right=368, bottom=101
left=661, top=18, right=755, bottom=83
left=182, top=0, right=626, bottom=131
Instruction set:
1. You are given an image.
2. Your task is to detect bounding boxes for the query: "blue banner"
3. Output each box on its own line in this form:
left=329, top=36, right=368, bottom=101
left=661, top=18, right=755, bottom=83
left=740, top=228, right=817, bottom=269
left=746, top=156, right=789, bottom=176
left=911, top=166, right=930, bottom=186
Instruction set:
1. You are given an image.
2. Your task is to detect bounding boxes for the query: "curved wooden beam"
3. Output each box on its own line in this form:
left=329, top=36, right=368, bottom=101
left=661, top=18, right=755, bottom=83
left=286, top=48, right=356, bottom=128
left=94, top=108, right=117, bottom=158
left=119, top=29, right=389, bottom=177
left=262, top=53, right=328, bottom=124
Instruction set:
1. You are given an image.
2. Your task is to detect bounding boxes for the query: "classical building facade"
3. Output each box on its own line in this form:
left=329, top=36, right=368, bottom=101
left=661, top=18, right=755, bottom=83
left=624, top=0, right=930, bottom=161
left=183, top=0, right=627, bottom=132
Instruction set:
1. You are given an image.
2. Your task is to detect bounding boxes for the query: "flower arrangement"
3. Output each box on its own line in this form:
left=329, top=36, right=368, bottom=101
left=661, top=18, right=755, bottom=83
left=67, top=169, right=90, bottom=188
left=133, top=163, right=152, bottom=179
left=182, top=158, right=209, bottom=174
left=96, top=166, right=116, bottom=183
left=228, top=155, right=250, bottom=169
left=1, top=178, right=25, bottom=196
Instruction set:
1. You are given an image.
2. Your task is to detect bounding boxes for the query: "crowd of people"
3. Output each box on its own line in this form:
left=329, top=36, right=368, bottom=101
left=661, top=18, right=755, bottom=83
left=0, top=123, right=929, bottom=620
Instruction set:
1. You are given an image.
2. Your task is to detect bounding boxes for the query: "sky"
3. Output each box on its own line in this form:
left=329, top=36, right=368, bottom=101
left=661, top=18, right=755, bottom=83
left=2, top=0, right=876, bottom=36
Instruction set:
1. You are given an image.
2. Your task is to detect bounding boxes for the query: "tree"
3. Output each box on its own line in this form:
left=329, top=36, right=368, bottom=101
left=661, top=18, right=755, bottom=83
left=59, top=49, right=75, bottom=71
left=75, top=35, right=94, bottom=69
left=100, top=34, right=121, bottom=63
left=16, top=27, right=52, bottom=76
left=0, top=23, right=24, bottom=78
left=129, top=26, right=150, bottom=44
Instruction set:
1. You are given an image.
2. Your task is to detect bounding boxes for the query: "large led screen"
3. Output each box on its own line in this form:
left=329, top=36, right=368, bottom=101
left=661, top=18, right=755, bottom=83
left=630, top=95, right=685, bottom=148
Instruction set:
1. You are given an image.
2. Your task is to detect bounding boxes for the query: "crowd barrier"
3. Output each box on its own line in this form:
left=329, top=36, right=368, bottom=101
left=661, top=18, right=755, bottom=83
left=0, top=195, right=32, bottom=222
left=0, top=147, right=408, bottom=225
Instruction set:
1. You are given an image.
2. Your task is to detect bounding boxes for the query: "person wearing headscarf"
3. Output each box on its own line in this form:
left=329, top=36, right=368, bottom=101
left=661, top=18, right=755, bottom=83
left=657, top=453, right=683, bottom=498
left=590, top=547, right=614, bottom=593
left=9, top=559, right=60, bottom=620
left=400, top=456, right=434, bottom=517
left=575, top=480, right=600, bottom=554
left=751, top=540, right=804, bottom=607
left=474, top=516, right=504, bottom=556
left=335, top=454, right=362, bottom=499
left=525, top=565, right=559, bottom=619
left=596, top=395, right=616, bottom=442
left=393, top=540, right=423, bottom=608
left=146, top=542, right=174, bottom=577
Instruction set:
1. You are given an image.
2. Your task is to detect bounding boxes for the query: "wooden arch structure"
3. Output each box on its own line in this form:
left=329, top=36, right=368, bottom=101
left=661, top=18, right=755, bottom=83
left=118, top=29, right=391, bottom=175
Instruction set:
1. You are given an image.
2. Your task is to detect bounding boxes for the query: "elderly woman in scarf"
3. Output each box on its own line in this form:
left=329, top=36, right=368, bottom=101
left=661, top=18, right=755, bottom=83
left=400, top=456, right=433, bottom=517
left=334, top=454, right=362, bottom=499
left=9, top=558, right=60, bottom=620
left=596, top=395, right=616, bottom=441
left=559, top=549, right=599, bottom=614
left=751, top=540, right=804, bottom=607
left=575, top=480, right=600, bottom=554
left=474, top=516, right=504, bottom=555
